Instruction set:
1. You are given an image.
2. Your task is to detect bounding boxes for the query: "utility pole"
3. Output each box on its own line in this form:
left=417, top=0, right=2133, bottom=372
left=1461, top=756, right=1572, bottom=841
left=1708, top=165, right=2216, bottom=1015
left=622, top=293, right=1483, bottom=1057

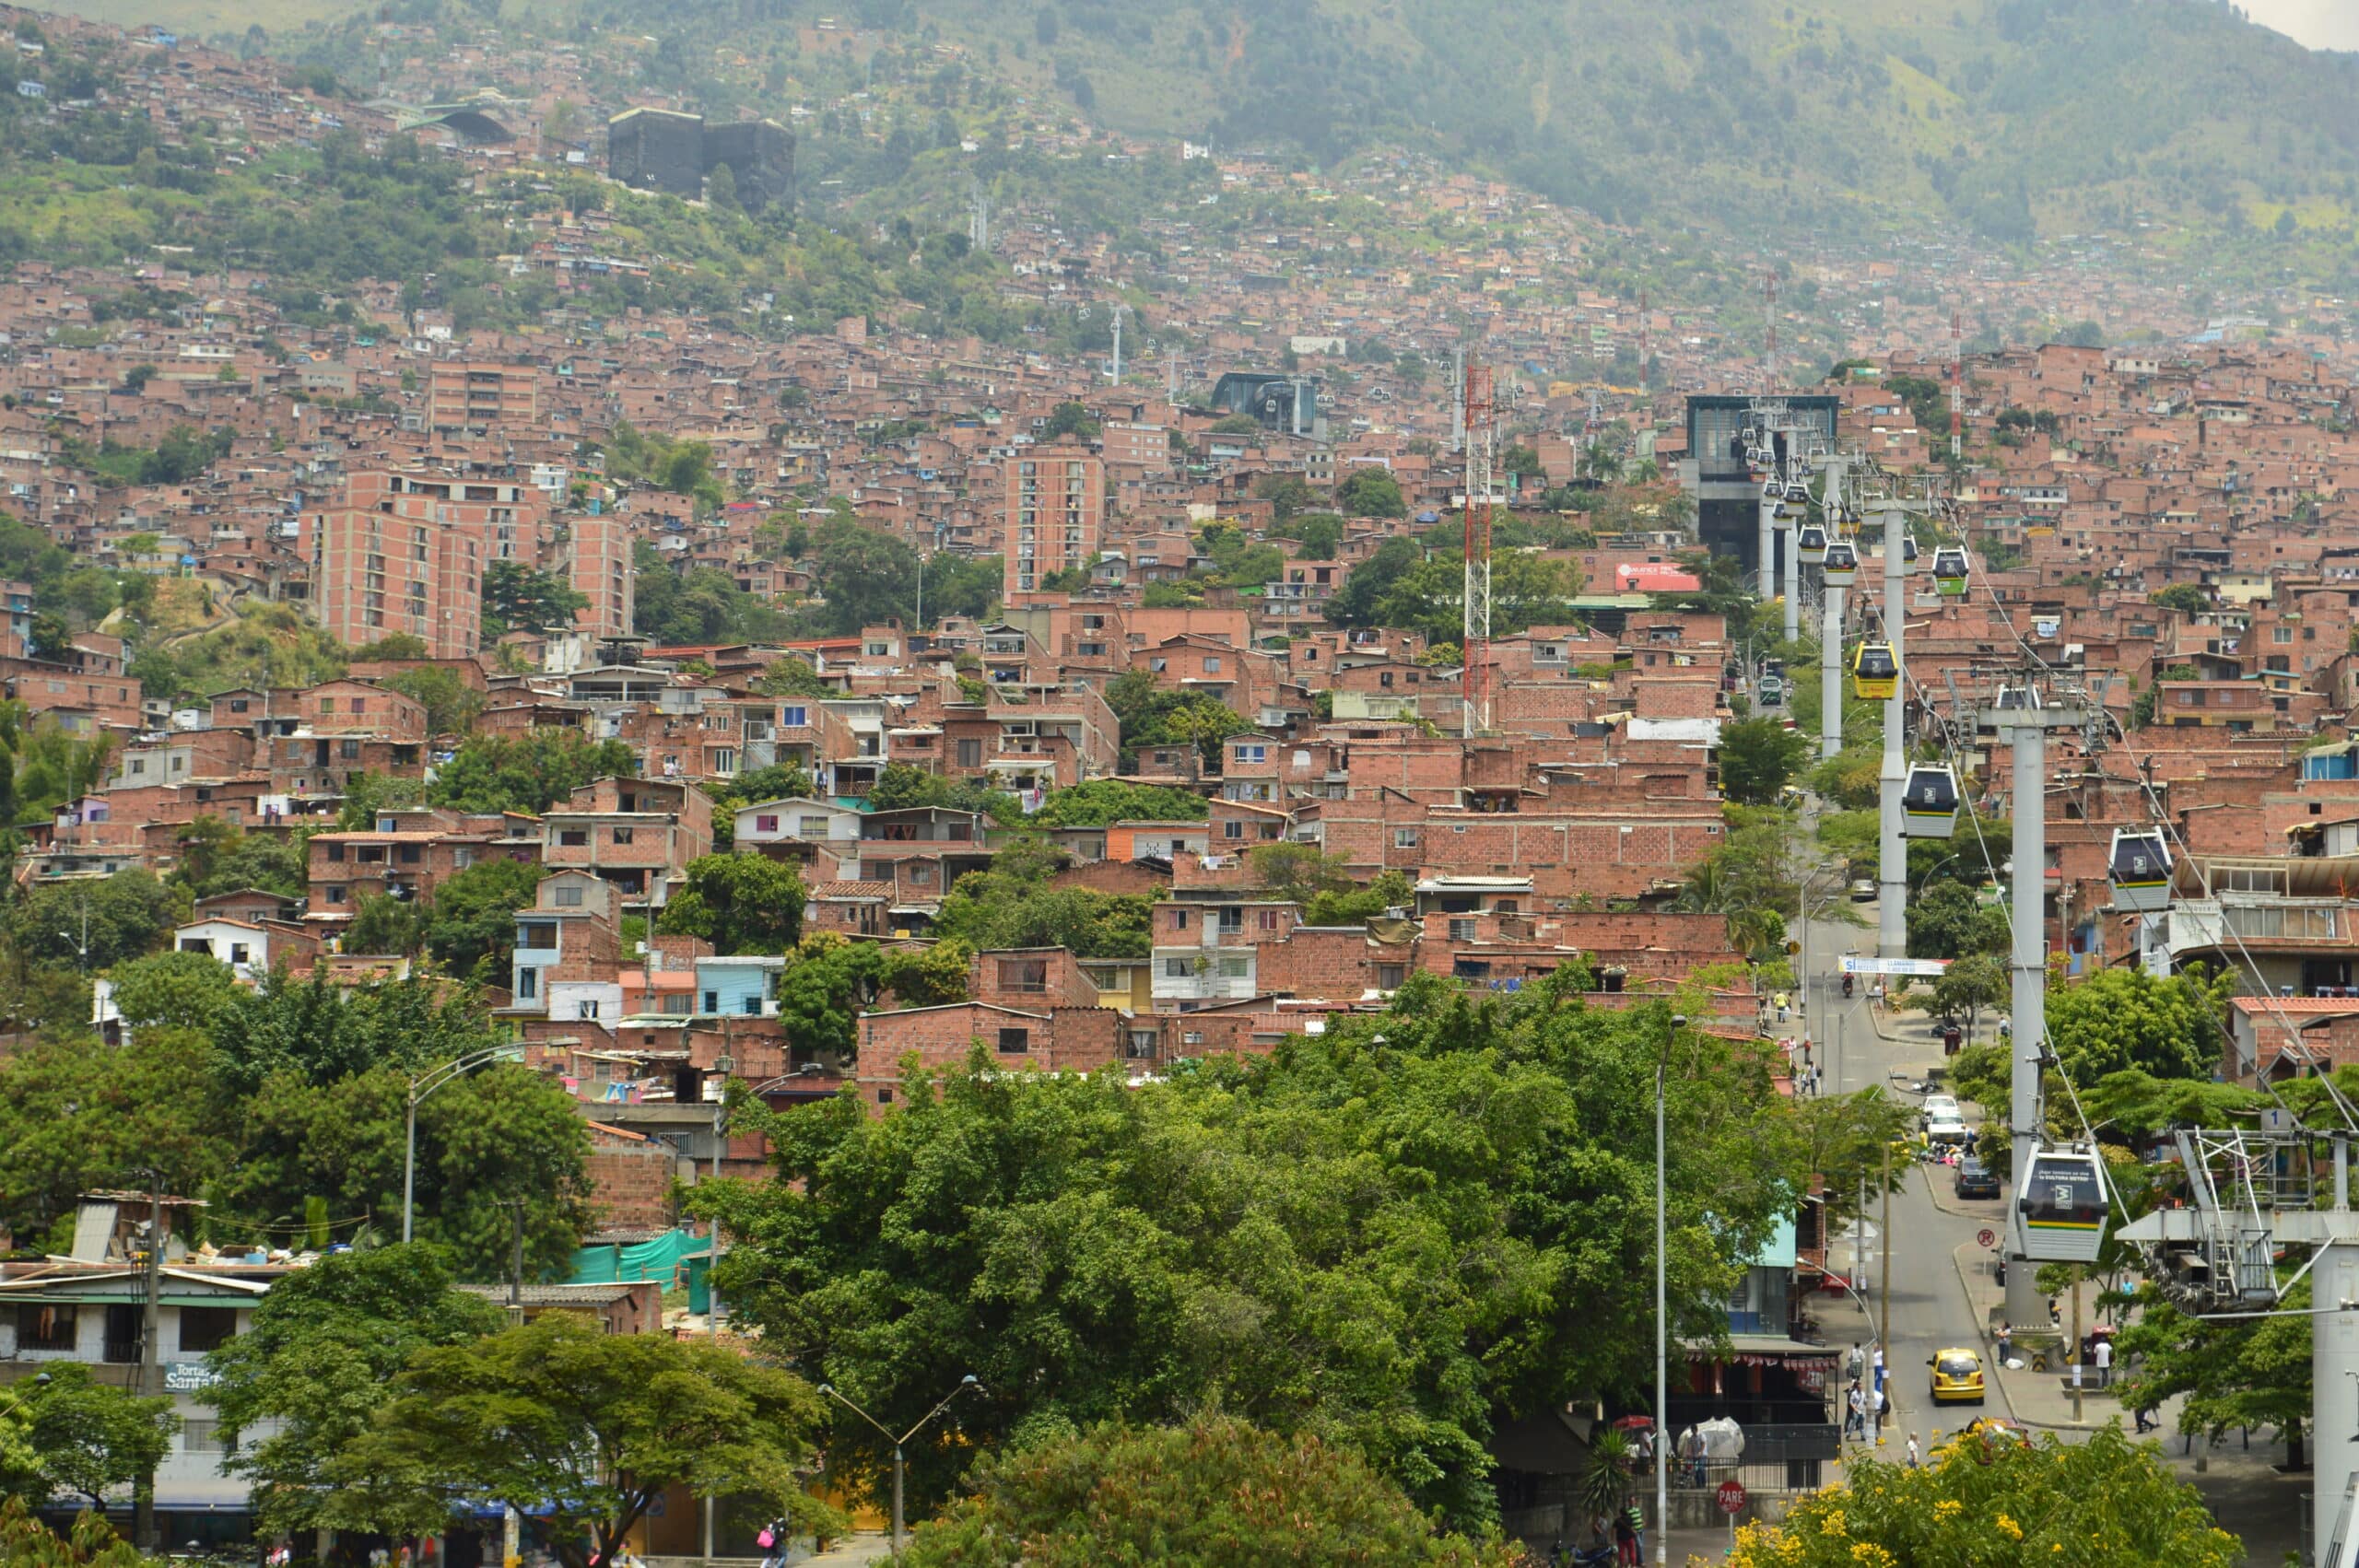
left=507, top=1199, right=526, bottom=1312
left=1460, top=366, right=1496, bottom=739
left=134, top=1173, right=164, bottom=1551
left=1878, top=1140, right=1892, bottom=1448
left=1653, top=1012, right=1684, bottom=1567
left=1874, top=501, right=1908, bottom=959
left=1780, top=447, right=1802, bottom=648
left=1756, top=485, right=1777, bottom=603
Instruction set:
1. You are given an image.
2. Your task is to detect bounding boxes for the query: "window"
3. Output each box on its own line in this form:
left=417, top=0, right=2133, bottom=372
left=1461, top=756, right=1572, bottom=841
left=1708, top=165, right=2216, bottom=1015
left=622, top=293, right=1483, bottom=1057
left=1378, top=965, right=1406, bottom=989
left=578, top=1000, right=602, bottom=1021
left=16, top=1303, right=75, bottom=1352
left=742, top=996, right=762, bottom=1016
left=612, top=827, right=635, bottom=846
left=325, top=837, right=347, bottom=862
left=878, top=1087, right=894, bottom=1105
left=559, top=829, right=590, bottom=847
left=398, top=845, right=420, bottom=864
left=1218, top=908, right=1243, bottom=932
left=957, top=738, right=983, bottom=767
left=229, top=698, right=249, bottom=713
left=755, top=814, right=780, bottom=834
left=1234, top=743, right=1266, bottom=764
left=1449, top=919, right=1477, bottom=942
left=179, top=1305, right=239, bottom=1353
left=1257, top=908, right=1280, bottom=930
left=1149, top=657, right=1168, bottom=673
left=2276, top=626, right=2295, bottom=643
left=778, top=706, right=808, bottom=727
left=340, top=738, right=361, bottom=759
left=1223, top=820, right=1243, bottom=839
left=229, top=942, right=251, bottom=965
left=703, top=991, right=721, bottom=1013
left=326, top=886, right=346, bottom=906
left=1203, top=656, right=1222, bottom=673
left=798, top=816, right=831, bottom=839
left=1393, top=828, right=1420, bottom=848
left=1172, top=909, right=1190, bottom=930
left=554, top=883, right=584, bottom=907
left=1127, top=1030, right=1156, bottom=1059
left=1217, top=954, right=1249, bottom=978
left=996, top=1027, right=1030, bottom=1054
left=1165, top=958, right=1193, bottom=977
left=517, top=968, right=537, bottom=1000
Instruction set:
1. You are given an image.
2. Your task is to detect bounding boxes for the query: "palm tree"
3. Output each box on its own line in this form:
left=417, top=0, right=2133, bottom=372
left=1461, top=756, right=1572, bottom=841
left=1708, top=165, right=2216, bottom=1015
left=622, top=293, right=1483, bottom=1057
left=1581, top=441, right=1624, bottom=486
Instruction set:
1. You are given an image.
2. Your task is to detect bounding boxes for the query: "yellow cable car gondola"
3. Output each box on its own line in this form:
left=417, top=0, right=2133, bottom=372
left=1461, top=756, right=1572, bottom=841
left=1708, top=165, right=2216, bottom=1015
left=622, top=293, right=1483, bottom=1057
left=1850, top=640, right=1898, bottom=700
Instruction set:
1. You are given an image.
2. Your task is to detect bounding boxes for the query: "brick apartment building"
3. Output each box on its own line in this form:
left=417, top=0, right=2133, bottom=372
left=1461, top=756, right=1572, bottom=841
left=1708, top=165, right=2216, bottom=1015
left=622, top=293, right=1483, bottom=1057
left=311, top=473, right=532, bottom=658
left=1004, top=442, right=1103, bottom=598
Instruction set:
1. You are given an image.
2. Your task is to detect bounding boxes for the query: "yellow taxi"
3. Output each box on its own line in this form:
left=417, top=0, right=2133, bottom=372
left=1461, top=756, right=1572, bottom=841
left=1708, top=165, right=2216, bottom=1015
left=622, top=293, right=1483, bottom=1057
left=1928, top=1347, right=1986, bottom=1406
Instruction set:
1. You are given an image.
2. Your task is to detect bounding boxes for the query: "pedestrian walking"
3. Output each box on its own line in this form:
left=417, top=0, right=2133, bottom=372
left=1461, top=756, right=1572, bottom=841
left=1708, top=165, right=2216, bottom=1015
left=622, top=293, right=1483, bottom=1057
left=1624, top=1501, right=1647, bottom=1565
left=2134, top=1400, right=2157, bottom=1433
left=1613, top=1504, right=1638, bottom=1566
left=1844, top=1380, right=1867, bottom=1438
left=1775, top=990, right=1791, bottom=1023
left=2095, top=1335, right=2114, bottom=1388
left=1906, top=1433, right=1921, bottom=1469
left=1995, top=1320, right=2013, bottom=1364
left=1846, top=1340, right=1865, bottom=1381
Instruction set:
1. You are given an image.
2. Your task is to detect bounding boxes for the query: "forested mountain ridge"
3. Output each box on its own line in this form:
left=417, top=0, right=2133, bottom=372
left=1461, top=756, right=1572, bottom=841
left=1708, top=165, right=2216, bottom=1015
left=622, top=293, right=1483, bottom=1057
left=946, top=0, right=2359, bottom=246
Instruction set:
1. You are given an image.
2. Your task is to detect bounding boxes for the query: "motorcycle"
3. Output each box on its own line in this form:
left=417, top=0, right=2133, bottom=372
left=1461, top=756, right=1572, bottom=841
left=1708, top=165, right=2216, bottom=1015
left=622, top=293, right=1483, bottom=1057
left=1842, top=973, right=1855, bottom=999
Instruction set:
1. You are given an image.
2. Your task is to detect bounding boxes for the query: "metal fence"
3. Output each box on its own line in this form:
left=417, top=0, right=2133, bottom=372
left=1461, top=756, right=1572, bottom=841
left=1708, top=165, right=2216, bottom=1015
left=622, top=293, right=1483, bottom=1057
left=1667, top=1423, right=1842, bottom=1494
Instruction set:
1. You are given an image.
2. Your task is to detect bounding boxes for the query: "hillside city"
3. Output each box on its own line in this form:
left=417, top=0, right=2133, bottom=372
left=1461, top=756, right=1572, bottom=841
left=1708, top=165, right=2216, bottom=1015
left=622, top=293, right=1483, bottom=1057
left=0, top=1, right=2355, bottom=1566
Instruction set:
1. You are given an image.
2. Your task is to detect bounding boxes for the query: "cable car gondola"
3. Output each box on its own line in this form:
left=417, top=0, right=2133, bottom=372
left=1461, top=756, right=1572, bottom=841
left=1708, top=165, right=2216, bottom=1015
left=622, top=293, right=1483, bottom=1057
left=1783, top=481, right=1811, bottom=506
left=1901, top=531, right=1920, bottom=571
left=2108, top=828, right=2173, bottom=914
left=2015, top=1147, right=2110, bottom=1264
left=1933, top=546, right=1971, bottom=598
left=1821, top=540, right=1859, bottom=586
left=1797, top=523, right=1829, bottom=565
left=1849, top=640, right=1898, bottom=700
left=1902, top=764, right=1961, bottom=838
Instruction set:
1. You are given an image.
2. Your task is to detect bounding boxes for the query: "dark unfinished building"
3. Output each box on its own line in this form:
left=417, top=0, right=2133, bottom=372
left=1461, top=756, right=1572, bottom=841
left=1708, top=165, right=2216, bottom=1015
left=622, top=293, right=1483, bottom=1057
left=606, top=110, right=793, bottom=212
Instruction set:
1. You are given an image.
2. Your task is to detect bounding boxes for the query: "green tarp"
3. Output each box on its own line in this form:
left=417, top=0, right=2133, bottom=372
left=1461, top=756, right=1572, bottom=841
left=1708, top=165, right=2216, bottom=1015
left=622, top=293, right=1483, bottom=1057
left=569, top=1227, right=710, bottom=1290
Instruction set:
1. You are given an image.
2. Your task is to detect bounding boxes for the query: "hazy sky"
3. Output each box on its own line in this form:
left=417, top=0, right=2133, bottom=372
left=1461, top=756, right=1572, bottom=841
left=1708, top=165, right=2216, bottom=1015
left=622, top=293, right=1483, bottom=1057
left=2241, top=0, right=2359, bottom=51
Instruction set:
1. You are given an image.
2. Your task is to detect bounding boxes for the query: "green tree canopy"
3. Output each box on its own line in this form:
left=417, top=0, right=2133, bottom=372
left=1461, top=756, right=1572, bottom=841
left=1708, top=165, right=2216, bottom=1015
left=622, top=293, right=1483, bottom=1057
left=16, top=1365, right=178, bottom=1512
left=905, top=1416, right=1516, bottom=1567
left=2148, top=583, right=2210, bottom=616
left=7, top=872, right=181, bottom=971
left=329, top=1313, right=833, bottom=1565
left=418, top=857, right=547, bottom=979
left=205, top=1244, right=506, bottom=1539
left=694, top=988, right=1799, bottom=1531
left=1326, top=534, right=1420, bottom=628
left=657, top=853, right=808, bottom=954
left=428, top=731, right=637, bottom=815
left=1717, top=718, right=1811, bottom=805
left=1905, top=880, right=2011, bottom=962
left=1029, top=779, right=1208, bottom=828
left=377, top=666, right=487, bottom=737
left=931, top=840, right=1153, bottom=959
left=1334, top=466, right=1406, bottom=518
left=479, top=560, right=586, bottom=639
left=106, top=950, right=241, bottom=1034
left=2045, top=965, right=2228, bottom=1083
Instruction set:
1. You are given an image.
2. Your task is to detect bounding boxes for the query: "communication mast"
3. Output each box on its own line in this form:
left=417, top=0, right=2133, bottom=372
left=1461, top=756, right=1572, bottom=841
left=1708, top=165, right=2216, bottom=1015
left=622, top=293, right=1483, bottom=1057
left=1763, top=270, right=1779, bottom=391
left=1460, top=365, right=1496, bottom=738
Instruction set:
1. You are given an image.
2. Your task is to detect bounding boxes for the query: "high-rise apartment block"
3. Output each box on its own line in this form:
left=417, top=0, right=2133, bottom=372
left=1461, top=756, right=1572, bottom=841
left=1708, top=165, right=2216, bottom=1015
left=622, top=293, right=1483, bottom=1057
left=1005, top=446, right=1104, bottom=599
left=312, top=474, right=535, bottom=659
left=427, top=362, right=540, bottom=433
left=564, top=512, right=634, bottom=641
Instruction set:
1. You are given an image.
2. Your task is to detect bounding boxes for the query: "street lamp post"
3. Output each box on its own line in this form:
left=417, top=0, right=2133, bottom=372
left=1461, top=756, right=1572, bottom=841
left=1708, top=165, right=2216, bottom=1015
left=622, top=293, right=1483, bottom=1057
left=404, top=1045, right=527, bottom=1244
left=1655, top=1012, right=1685, bottom=1568
left=819, top=1375, right=984, bottom=1559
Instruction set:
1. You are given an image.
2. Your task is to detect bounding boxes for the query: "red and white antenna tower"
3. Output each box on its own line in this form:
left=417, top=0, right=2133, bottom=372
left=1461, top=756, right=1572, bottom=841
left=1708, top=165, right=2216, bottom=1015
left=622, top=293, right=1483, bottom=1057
left=1950, top=309, right=1965, bottom=462
left=1461, top=365, right=1496, bottom=738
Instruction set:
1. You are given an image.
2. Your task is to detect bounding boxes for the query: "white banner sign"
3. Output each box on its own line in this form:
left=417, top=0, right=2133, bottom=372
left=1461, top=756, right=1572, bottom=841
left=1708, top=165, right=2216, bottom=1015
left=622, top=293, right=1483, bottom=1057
left=1839, top=956, right=1950, bottom=977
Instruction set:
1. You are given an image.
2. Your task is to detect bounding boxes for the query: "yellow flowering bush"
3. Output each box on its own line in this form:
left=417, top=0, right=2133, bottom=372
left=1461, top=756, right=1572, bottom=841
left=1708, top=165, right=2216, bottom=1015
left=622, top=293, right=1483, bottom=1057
left=1716, top=1428, right=2238, bottom=1568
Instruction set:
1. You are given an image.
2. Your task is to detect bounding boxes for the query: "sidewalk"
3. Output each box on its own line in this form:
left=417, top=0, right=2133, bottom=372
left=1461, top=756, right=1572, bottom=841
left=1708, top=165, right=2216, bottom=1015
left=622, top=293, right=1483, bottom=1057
left=796, top=1534, right=896, bottom=1566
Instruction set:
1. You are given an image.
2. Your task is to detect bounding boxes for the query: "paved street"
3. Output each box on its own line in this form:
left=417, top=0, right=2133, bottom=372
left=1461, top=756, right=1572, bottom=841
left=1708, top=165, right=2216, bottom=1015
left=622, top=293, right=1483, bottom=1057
left=1658, top=887, right=2313, bottom=1564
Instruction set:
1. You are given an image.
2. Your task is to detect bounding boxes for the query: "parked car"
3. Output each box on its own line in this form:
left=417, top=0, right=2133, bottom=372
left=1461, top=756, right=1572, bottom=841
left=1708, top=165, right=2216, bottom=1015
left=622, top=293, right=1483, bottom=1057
left=1925, top=1114, right=1970, bottom=1146
left=1954, top=1157, right=2001, bottom=1200
left=1920, top=1094, right=1962, bottom=1127
left=1848, top=879, right=1877, bottom=902
left=1929, top=1347, right=1986, bottom=1405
